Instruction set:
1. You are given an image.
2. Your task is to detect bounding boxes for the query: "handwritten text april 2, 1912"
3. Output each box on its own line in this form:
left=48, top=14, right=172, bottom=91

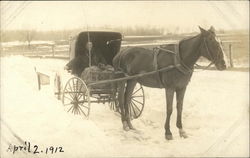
left=6, top=141, right=64, bottom=155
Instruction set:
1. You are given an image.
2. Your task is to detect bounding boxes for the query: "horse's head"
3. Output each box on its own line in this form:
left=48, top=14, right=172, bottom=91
left=199, top=26, right=227, bottom=70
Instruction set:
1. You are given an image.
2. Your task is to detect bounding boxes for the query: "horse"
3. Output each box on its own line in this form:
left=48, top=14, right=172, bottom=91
left=112, top=26, right=227, bottom=140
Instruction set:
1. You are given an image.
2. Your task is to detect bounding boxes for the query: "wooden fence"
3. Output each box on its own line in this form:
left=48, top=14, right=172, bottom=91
left=1, top=34, right=248, bottom=68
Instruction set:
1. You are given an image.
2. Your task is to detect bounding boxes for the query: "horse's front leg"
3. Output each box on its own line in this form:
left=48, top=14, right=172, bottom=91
left=118, top=81, right=129, bottom=131
left=124, top=80, right=137, bottom=130
left=165, top=88, right=175, bottom=140
left=176, top=87, right=188, bottom=138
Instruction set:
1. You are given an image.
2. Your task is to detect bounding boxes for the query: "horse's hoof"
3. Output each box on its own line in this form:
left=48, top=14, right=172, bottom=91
left=179, top=129, right=188, bottom=138
left=165, top=134, right=173, bottom=140
left=123, top=126, right=130, bottom=131
left=122, top=121, right=130, bottom=131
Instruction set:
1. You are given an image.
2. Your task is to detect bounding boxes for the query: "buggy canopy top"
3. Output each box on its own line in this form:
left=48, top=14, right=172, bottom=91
left=69, top=31, right=122, bottom=66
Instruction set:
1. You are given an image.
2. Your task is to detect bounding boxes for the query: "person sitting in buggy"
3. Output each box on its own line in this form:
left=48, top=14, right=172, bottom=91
left=64, top=41, right=107, bottom=76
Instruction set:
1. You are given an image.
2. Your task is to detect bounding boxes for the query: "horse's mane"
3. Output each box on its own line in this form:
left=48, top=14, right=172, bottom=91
left=179, top=33, right=201, bottom=46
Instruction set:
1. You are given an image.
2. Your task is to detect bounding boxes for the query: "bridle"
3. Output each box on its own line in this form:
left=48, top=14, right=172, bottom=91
left=198, top=38, right=221, bottom=68
left=179, top=36, right=221, bottom=73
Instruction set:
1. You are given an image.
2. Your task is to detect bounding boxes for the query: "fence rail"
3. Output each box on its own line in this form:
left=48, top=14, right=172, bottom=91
left=1, top=34, right=248, bottom=68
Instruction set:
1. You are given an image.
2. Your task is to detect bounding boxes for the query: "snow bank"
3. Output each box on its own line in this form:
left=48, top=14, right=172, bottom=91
left=0, top=56, right=249, bottom=157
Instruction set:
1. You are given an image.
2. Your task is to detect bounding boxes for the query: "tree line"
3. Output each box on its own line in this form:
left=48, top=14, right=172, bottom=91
left=1, top=26, right=169, bottom=43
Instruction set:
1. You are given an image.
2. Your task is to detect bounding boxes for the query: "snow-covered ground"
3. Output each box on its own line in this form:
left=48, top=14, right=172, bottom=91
left=0, top=56, right=249, bottom=157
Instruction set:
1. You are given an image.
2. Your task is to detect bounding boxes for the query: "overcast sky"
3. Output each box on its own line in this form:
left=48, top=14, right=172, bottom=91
left=1, top=1, right=249, bottom=32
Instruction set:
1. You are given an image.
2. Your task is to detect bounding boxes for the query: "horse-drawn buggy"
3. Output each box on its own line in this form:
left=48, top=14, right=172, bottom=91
left=37, top=27, right=227, bottom=138
left=53, top=31, right=145, bottom=119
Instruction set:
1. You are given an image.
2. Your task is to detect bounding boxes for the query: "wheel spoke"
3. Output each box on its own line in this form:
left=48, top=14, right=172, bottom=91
left=75, top=107, right=80, bottom=115
left=66, top=86, right=72, bottom=93
left=75, top=79, right=79, bottom=98
left=130, top=102, right=137, bottom=117
left=63, top=95, right=74, bottom=102
left=78, top=106, right=87, bottom=117
left=72, top=78, right=76, bottom=91
left=131, top=95, right=143, bottom=98
left=68, top=80, right=75, bottom=98
left=131, top=102, right=141, bottom=117
left=132, top=86, right=142, bottom=95
left=72, top=79, right=77, bottom=98
left=131, top=100, right=141, bottom=112
left=76, top=79, right=79, bottom=90
left=77, top=92, right=85, bottom=100
left=64, top=89, right=75, bottom=100
left=79, top=103, right=90, bottom=109
left=132, top=98, right=143, bottom=105
left=66, top=88, right=75, bottom=99
left=67, top=105, right=74, bottom=112
left=75, top=79, right=82, bottom=99
left=68, top=80, right=73, bottom=92
left=73, top=107, right=78, bottom=115
left=78, top=108, right=82, bottom=115
left=78, top=82, right=83, bottom=92
left=72, top=107, right=76, bottom=114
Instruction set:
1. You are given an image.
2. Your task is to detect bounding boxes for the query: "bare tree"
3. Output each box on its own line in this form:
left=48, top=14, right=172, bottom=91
left=21, top=30, right=36, bottom=49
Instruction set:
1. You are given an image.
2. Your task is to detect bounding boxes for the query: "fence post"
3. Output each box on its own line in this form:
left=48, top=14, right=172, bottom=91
left=229, top=44, right=234, bottom=68
left=37, top=73, right=41, bottom=90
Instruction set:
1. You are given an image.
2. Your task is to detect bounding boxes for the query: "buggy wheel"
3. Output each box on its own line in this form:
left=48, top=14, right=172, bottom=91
left=54, top=73, right=62, bottom=100
left=129, top=83, right=145, bottom=119
left=110, top=83, right=145, bottom=119
left=62, top=77, right=90, bottom=118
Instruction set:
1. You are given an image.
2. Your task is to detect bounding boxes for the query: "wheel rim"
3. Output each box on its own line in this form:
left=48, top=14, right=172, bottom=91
left=129, top=83, right=145, bottom=119
left=62, top=77, right=90, bottom=117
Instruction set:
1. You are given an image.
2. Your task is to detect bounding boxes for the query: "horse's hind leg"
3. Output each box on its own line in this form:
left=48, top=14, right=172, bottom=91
left=165, top=88, right=175, bottom=140
left=176, top=87, right=188, bottom=138
left=124, top=79, right=137, bottom=130
left=118, top=81, right=129, bottom=131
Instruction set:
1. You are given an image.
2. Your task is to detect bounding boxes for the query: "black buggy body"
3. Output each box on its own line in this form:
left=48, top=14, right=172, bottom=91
left=57, top=31, right=145, bottom=119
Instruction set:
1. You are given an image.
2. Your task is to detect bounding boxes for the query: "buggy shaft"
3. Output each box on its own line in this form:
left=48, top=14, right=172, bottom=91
left=88, top=64, right=179, bottom=86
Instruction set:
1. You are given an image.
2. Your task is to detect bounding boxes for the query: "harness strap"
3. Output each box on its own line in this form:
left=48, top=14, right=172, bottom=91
left=174, top=43, right=193, bottom=74
left=153, top=48, right=164, bottom=87
left=174, top=44, right=179, bottom=67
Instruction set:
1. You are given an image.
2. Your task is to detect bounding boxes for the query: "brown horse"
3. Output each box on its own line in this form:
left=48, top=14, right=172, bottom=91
left=112, top=26, right=227, bottom=140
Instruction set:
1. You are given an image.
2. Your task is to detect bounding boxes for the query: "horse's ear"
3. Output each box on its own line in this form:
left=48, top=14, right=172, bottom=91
left=209, top=26, right=216, bottom=34
left=198, top=26, right=207, bottom=34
